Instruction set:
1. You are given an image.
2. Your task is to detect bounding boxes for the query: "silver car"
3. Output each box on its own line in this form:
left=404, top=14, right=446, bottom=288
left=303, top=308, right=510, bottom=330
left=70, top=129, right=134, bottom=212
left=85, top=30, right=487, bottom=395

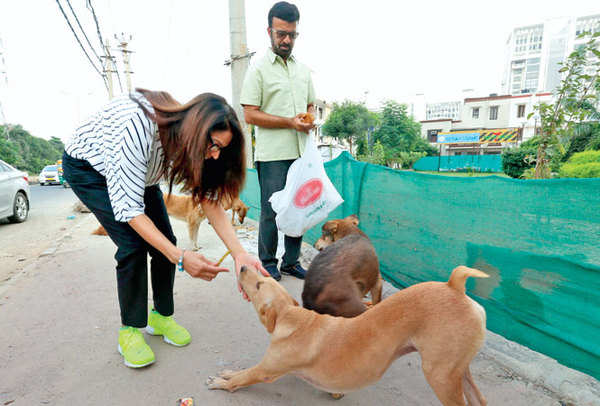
left=0, top=159, right=30, bottom=223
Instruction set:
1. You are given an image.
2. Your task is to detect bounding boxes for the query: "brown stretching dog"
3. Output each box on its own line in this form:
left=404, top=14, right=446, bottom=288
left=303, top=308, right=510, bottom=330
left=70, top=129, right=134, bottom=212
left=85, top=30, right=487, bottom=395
left=303, top=215, right=382, bottom=317
left=207, top=264, right=489, bottom=406
left=92, top=194, right=249, bottom=251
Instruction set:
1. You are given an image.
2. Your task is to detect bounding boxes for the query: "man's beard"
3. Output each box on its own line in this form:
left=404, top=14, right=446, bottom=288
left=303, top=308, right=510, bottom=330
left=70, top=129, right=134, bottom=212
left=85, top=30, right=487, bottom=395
left=271, top=37, right=292, bottom=59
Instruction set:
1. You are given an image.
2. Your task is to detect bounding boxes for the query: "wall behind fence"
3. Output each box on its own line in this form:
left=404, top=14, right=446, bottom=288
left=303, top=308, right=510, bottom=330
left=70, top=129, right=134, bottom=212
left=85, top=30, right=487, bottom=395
left=413, top=154, right=503, bottom=172
left=240, top=151, right=600, bottom=380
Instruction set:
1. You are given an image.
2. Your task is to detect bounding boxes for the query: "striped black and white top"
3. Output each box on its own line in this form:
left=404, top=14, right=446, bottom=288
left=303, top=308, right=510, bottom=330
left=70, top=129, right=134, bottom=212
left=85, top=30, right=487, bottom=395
left=65, top=92, right=164, bottom=222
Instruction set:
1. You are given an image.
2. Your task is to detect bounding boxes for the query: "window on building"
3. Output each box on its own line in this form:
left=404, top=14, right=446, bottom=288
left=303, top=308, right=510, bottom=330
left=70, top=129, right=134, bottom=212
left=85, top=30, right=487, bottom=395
left=489, top=106, right=499, bottom=120
left=427, top=129, right=441, bottom=142
left=517, top=104, right=526, bottom=118
left=472, top=107, right=480, bottom=119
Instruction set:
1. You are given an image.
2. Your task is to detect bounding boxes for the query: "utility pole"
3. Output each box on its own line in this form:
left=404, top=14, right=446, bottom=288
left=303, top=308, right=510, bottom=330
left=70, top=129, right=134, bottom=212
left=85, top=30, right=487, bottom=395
left=101, top=39, right=115, bottom=99
left=116, top=33, right=134, bottom=93
left=226, top=0, right=254, bottom=166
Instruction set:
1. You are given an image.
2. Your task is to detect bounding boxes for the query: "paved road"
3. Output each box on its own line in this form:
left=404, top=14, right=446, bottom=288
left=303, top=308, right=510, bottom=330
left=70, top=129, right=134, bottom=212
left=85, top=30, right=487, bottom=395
left=1, top=186, right=598, bottom=405
left=0, top=184, right=79, bottom=284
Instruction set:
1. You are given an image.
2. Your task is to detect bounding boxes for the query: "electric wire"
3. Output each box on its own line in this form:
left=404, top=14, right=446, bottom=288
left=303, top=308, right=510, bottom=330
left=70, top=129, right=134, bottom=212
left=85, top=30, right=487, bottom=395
left=64, top=0, right=102, bottom=63
left=55, top=0, right=108, bottom=90
left=87, top=0, right=123, bottom=92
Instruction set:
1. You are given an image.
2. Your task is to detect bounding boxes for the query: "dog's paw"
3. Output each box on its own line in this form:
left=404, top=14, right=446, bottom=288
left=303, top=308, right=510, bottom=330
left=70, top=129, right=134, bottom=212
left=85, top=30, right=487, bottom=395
left=217, top=369, right=237, bottom=379
left=206, top=375, right=228, bottom=390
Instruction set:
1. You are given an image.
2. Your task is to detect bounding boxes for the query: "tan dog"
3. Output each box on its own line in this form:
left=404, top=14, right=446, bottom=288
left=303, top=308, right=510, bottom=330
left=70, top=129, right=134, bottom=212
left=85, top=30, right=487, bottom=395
left=207, top=265, right=489, bottom=406
left=303, top=214, right=382, bottom=317
left=92, top=194, right=249, bottom=251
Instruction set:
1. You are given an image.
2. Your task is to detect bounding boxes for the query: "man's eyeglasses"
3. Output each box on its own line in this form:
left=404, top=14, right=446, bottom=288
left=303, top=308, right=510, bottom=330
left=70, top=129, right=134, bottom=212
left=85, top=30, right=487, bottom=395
left=271, top=29, right=299, bottom=40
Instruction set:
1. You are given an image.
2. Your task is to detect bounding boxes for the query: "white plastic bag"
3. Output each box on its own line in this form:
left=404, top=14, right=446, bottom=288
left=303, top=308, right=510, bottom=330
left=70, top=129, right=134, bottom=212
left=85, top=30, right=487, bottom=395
left=269, top=136, right=343, bottom=237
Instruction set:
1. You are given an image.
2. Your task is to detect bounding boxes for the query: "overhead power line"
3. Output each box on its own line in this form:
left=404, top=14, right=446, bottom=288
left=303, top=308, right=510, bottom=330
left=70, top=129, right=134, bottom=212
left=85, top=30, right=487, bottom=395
left=55, top=0, right=107, bottom=89
left=87, top=0, right=122, bottom=93
left=64, top=0, right=102, bottom=64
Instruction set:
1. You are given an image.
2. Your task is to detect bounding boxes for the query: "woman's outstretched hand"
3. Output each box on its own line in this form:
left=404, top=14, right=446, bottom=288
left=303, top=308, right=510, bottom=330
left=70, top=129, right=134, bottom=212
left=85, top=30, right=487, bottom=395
left=234, top=252, right=269, bottom=301
left=184, top=251, right=229, bottom=281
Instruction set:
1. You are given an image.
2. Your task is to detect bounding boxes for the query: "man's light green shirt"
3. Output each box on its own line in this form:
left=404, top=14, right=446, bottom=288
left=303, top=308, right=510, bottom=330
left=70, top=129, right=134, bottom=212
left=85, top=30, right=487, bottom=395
left=240, top=48, right=316, bottom=162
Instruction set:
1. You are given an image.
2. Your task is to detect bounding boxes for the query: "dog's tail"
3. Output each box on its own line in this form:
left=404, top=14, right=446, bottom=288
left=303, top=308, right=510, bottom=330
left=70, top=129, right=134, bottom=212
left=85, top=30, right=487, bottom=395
left=447, top=266, right=489, bottom=294
left=92, top=225, right=108, bottom=236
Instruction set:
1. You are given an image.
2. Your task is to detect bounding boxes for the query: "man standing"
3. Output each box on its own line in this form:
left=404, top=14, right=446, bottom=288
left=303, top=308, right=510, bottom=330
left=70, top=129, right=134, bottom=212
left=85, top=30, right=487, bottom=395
left=240, top=1, right=315, bottom=281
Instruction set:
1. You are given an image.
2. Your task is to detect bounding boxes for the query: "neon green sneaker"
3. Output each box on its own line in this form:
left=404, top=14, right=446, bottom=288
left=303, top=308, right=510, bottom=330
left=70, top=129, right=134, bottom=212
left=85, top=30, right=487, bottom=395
left=145, top=309, right=191, bottom=347
left=118, top=326, right=155, bottom=368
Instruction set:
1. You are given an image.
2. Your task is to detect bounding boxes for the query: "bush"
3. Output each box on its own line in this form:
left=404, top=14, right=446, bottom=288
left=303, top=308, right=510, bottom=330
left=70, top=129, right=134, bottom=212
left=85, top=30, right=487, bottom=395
left=565, top=149, right=600, bottom=165
left=559, top=162, right=600, bottom=178
left=559, top=150, right=600, bottom=178
left=502, top=148, right=534, bottom=178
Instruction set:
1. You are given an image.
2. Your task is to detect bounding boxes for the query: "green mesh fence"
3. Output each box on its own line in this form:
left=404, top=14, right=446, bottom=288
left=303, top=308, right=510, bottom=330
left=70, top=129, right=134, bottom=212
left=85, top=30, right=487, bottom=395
left=413, top=154, right=502, bottom=172
left=240, top=151, right=600, bottom=379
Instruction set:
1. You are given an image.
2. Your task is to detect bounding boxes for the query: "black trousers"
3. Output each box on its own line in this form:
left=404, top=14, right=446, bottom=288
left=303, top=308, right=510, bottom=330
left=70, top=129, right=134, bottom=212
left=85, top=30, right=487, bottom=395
left=62, top=152, right=177, bottom=327
left=256, top=159, right=302, bottom=268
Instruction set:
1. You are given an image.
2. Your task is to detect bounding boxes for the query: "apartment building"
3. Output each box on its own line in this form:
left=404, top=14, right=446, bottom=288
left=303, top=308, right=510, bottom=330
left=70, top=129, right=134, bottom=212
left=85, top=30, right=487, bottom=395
left=502, top=14, right=600, bottom=95
left=420, top=92, right=552, bottom=156
left=425, top=101, right=462, bottom=121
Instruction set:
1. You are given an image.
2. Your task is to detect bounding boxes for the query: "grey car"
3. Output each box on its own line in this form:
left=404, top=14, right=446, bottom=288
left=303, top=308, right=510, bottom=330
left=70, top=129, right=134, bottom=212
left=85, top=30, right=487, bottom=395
left=0, top=159, right=30, bottom=223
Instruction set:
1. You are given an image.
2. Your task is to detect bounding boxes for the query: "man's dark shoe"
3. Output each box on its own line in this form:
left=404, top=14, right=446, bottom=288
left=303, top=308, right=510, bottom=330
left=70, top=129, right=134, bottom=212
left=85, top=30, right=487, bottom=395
left=265, top=264, right=281, bottom=281
left=280, top=263, right=306, bottom=280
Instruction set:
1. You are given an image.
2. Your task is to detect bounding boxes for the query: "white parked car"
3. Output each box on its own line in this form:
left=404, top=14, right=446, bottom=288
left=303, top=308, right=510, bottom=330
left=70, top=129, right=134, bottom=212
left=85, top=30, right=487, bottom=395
left=0, top=159, right=30, bottom=223
left=39, top=164, right=60, bottom=186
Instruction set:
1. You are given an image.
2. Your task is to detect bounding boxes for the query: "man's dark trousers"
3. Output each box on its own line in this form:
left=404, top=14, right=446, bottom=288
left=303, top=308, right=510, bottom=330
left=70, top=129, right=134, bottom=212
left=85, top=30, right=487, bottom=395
left=62, top=152, right=177, bottom=328
left=256, top=159, right=302, bottom=269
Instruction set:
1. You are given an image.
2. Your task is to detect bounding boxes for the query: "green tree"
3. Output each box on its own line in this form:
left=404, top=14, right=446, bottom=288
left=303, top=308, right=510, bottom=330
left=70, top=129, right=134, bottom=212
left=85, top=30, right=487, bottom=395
left=372, top=100, right=436, bottom=163
left=357, top=140, right=386, bottom=166
left=529, top=31, right=600, bottom=178
left=322, top=100, right=376, bottom=155
left=0, top=124, right=64, bottom=173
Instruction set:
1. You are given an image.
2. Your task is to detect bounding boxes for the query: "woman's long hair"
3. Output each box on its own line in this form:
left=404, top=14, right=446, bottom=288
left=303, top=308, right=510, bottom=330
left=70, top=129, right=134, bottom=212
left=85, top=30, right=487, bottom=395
left=132, top=88, right=246, bottom=206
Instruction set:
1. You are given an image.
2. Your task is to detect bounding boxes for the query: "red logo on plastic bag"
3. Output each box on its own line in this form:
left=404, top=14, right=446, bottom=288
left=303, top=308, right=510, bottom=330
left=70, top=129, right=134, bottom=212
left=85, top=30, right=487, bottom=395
left=293, top=178, right=323, bottom=208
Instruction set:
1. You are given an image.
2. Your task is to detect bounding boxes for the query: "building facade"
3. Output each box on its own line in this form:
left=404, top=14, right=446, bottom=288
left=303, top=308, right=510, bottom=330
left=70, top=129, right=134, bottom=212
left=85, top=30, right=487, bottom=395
left=502, top=14, right=600, bottom=95
left=420, top=93, right=553, bottom=156
left=425, top=101, right=462, bottom=121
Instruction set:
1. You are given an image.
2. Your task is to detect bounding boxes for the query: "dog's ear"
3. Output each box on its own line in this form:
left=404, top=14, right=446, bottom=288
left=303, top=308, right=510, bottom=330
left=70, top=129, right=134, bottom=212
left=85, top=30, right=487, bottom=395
left=259, top=303, right=277, bottom=333
left=347, top=214, right=359, bottom=226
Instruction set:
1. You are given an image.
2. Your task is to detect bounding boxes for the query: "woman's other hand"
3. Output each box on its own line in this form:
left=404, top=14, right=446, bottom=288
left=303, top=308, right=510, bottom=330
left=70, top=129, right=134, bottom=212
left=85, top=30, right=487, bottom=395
left=233, top=252, right=269, bottom=301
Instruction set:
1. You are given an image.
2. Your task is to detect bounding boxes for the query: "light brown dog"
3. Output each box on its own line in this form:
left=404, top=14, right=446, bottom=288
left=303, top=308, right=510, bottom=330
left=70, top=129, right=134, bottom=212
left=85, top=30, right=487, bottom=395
left=207, top=265, right=489, bottom=406
left=92, top=194, right=249, bottom=250
left=303, top=214, right=382, bottom=317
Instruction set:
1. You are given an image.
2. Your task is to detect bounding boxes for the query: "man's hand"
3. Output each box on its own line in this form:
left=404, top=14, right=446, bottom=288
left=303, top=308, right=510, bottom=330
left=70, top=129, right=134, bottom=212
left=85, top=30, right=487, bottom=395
left=291, top=113, right=315, bottom=133
left=184, top=251, right=229, bottom=281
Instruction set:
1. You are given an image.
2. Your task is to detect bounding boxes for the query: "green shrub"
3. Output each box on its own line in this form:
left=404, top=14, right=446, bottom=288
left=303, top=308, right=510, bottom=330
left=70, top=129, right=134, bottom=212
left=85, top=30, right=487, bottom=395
left=502, top=148, right=534, bottom=178
left=559, top=162, right=600, bottom=178
left=566, top=150, right=600, bottom=165
left=559, top=150, right=600, bottom=178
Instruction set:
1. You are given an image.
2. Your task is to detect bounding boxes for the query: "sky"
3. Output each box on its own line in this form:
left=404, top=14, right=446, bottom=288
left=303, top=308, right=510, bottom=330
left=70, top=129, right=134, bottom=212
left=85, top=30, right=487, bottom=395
left=0, top=0, right=598, bottom=142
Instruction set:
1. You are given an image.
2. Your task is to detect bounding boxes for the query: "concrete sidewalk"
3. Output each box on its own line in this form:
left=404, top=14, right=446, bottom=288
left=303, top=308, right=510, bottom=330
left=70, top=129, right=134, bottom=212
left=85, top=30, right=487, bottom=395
left=1, top=211, right=599, bottom=405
